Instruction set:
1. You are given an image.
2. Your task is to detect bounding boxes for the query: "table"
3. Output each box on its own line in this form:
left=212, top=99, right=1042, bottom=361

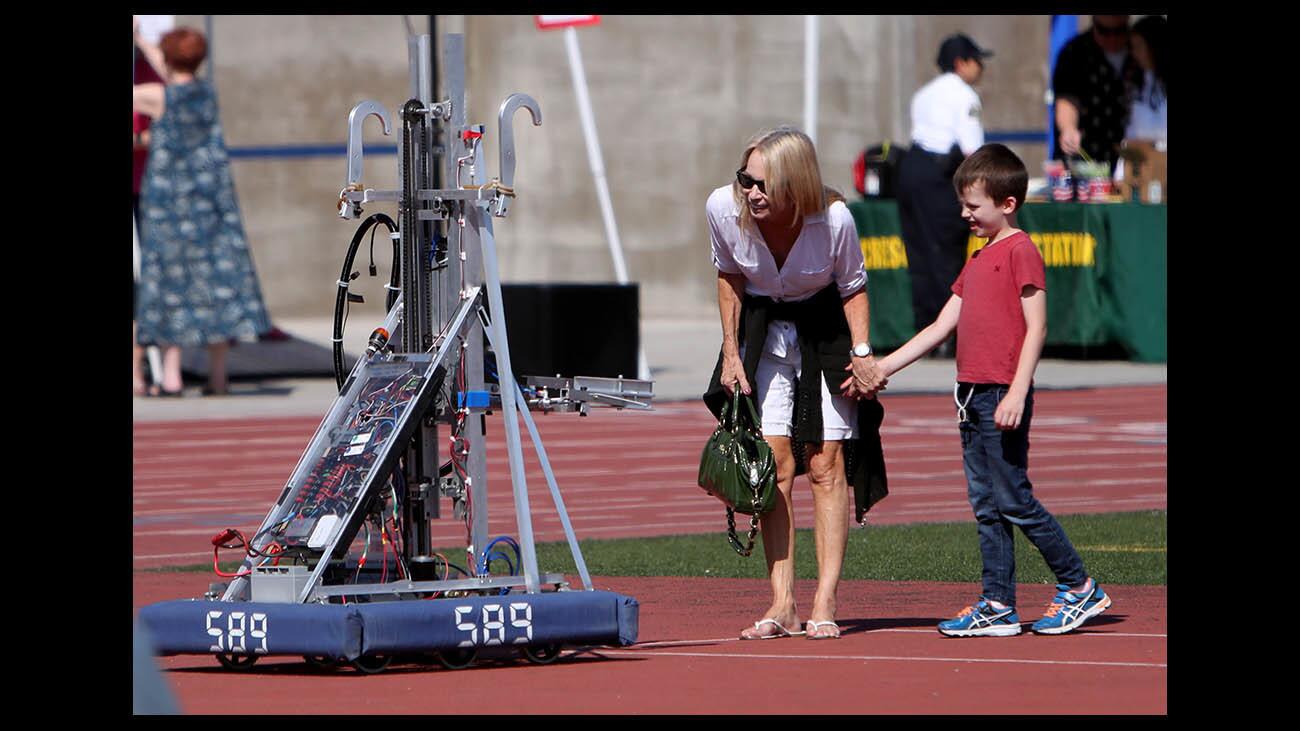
left=847, top=199, right=1166, bottom=362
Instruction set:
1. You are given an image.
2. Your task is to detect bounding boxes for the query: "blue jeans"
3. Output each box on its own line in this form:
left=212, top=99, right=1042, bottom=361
left=957, top=384, right=1087, bottom=607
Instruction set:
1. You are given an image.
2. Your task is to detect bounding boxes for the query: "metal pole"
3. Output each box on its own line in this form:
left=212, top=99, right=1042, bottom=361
left=511, top=381, right=593, bottom=591
left=563, top=26, right=650, bottom=381
left=478, top=220, right=542, bottom=594
left=441, top=33, right=489, bottom=566
left=804, top=15, right=819, bottom=145
left=204, top=15, right=214, bottom=82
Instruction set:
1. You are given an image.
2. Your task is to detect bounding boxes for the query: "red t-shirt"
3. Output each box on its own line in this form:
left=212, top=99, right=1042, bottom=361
left=951, top=231, right=1047, bottom=385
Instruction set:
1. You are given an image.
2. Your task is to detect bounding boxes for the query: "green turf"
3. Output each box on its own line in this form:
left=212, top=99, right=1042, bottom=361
left=151, top=510, right=1165, bottom=586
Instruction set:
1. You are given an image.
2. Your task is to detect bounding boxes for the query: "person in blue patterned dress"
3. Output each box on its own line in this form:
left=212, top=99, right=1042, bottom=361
left=132, top=24, right=271, bottom=396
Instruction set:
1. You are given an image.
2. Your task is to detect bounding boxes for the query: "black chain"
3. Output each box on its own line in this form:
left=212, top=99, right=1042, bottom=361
left=726, top=479, right=762, bottom=556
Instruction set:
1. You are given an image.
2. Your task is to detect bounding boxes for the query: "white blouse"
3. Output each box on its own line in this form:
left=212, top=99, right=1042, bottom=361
left=706, top=185, right=866, bottom=303
left=1126, top=70, right=1167, bottom=143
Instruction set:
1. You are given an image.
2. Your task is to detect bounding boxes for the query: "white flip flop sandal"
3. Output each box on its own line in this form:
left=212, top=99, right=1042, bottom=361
left=740, top=618, right=806, bottom=640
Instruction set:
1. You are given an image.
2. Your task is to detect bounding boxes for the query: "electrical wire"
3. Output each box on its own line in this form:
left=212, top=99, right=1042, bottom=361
left=333, top=212, right=399, bottom=390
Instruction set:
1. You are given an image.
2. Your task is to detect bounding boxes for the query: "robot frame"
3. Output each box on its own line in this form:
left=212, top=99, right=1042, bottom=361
left=139, top=33, right=649, bottom=675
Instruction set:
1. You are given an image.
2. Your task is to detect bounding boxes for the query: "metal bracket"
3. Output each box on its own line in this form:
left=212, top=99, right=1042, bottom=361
left=494, top=93, right=542, bottom=217
left=523, top=375, right=654, bottom=414
left=340, top=100, right=394, bottom=219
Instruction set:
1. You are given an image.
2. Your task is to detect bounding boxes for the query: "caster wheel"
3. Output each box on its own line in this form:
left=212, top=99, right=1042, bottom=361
left=522, top=643, right=564, bottom=665
left=437, top=648, right=478, bottom=670
left=351, top=654, right=392, bottom=674
left=215, top=653, right=259, bottom=670
left=303, top=655, right=339, bottom=670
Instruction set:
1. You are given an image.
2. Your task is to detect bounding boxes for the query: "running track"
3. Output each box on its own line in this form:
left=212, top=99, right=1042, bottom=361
left=134, top=386, right=1166, bottom=713
left=134, top=386, right=1167, bottom=568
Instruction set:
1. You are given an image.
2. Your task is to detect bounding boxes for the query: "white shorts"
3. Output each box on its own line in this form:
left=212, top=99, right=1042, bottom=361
left=741, top=320, right=858, bottom=441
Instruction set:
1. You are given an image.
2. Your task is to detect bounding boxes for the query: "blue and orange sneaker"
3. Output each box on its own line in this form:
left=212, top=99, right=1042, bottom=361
left=937, top=598, right=1022, bottom=637
left=1031, top=582, right=1112, bottom=635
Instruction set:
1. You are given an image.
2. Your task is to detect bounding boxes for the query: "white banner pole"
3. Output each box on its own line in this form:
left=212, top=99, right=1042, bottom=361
left=804, top=15, right=819, bottom=145
left=563, top=26, right=650, bottom=380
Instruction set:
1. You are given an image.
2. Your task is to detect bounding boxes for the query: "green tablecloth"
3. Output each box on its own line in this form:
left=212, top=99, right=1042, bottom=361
left=847, top=199, right=1167, bottom=362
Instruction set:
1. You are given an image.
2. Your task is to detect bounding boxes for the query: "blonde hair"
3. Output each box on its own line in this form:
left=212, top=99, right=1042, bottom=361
left=733, top=126, right=841, bottom=231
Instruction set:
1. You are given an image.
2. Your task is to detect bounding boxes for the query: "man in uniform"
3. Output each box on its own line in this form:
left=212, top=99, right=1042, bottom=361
left=1052, top=15, right=1141, bottom=169
left=896, top=33, right=990, bottom=356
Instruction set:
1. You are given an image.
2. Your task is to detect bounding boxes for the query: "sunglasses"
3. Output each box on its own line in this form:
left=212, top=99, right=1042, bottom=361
left=1095, top=23, right=1129, bottom=36
left=736, top=169, right=766, bottom=194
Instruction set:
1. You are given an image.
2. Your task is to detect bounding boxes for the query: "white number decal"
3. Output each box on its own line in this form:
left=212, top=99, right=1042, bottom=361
left=250, top=613, right=269, bottom=654
left=482, top=604, right=505, bottom=646
left=510, top=603, right=533, bottom=644
left=204, top=610, right=269, bottom=654
left=206, top=610, right=225, bottom=652
left=227, top=612, right=247, bottom=653
left=454, top=606, right=477, bottom=647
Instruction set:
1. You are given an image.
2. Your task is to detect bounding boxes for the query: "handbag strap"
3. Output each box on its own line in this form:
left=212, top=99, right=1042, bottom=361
left=726, top=390, right=767, bottom=557
left=739, top=392, right=764, bottom=437
left=726, top=506, right=760, bottom=557
left=725, top=383, right=745, bottom=431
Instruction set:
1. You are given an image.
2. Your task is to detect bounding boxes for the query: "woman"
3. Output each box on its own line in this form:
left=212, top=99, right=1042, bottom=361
left=703, top=127, right=888, bottom=640
left=132, top=24, right=272, bottom=396
left=1125, top=15, right=1166, bottom=142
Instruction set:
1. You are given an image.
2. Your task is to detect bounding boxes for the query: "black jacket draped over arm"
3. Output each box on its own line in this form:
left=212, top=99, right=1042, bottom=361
left=702, top=283, right=888, bottom=523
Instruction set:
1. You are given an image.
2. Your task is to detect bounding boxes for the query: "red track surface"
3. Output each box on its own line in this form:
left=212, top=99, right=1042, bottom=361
left=133, top=385, right=1166, bottom=713
left=133, top=386, right=1166, bottom=567
left=134, top=573, right=1166, bottom=714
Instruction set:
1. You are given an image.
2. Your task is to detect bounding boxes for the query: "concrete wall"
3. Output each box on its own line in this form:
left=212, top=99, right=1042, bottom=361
left=179, top=14, right=1054, bottom=322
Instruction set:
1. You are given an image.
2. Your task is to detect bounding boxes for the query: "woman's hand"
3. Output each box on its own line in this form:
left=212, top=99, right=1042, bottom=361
left=840, top=356, right=887, bottom=399
left=721, top=354, right=750, bottom=396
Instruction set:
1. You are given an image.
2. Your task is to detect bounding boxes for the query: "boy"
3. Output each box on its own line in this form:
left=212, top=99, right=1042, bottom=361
left=876, top=143, right=1110, bottom=636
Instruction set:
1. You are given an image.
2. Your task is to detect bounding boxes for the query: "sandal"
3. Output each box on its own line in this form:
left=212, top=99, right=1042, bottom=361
left=740, top=618, right=806, bottom=640
left=805, top=620, right=841, bottom=640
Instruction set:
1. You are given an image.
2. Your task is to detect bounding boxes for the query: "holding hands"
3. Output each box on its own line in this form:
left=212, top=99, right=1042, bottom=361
left=840, top=355, right=887, bottom=400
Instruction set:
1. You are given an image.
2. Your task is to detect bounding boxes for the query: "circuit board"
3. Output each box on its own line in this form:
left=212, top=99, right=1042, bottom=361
left=255, top=354, right=444, bottom=557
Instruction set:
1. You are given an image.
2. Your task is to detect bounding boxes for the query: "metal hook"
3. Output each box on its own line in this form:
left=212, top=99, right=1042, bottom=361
left=495, top=93, right=542, bottom=217
left=346, top=100, right=393, bottom=190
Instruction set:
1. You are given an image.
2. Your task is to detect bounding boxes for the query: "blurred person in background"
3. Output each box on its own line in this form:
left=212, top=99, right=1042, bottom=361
left=133, top=22, right=273, bottom=397
left=1051, top=15, right=1142, bottom=168
left=133, top=34, right=165, bottom=397
left=704, top=127, right=888, bottom=641
left=896, top=33, right=991, bottom=358
left=1124, top=15, right=1166, bottom=143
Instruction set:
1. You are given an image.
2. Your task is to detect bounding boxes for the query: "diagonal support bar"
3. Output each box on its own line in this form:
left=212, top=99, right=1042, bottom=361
left=476, top=216, right=542, bottom=593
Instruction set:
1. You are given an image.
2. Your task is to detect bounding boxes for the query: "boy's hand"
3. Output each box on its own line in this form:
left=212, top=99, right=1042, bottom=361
left=994, top=391, right=1026, bottom=430
left=840, top=357, right=887, bottom=399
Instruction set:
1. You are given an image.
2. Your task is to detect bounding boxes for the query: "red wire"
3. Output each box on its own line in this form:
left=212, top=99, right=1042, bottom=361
left=213, top=547, right=252, bottom=577
left=213, top=531, right=285, bottom=577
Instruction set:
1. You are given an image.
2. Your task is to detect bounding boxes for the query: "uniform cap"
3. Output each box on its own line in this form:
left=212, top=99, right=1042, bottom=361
left=937, top=33, right=993, bottom=71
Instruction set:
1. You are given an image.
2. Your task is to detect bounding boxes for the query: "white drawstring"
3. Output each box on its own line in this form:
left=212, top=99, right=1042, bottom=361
left=954, top=383, right=975, bottom=424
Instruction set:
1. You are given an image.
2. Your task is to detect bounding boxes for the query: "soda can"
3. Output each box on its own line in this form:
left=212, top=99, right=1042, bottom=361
left=1075, top=178, right=1090, bottom=203
left=1052, top=170, right=1074, bottom=201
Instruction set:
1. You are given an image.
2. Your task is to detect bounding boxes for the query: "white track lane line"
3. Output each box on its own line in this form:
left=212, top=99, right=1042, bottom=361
left=631, top=629, right=1166, bottom=647
left=592, top=648, right=1166, bottom=669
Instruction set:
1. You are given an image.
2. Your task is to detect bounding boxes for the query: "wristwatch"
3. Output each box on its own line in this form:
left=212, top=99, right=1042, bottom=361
left=851, top=342, right=873, bottom=358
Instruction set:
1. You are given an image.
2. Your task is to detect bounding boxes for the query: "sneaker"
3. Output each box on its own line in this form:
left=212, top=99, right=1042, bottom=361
left=937, top=598, right=1022, bottom=637
left=1031, top=582, right=1112, bottom=635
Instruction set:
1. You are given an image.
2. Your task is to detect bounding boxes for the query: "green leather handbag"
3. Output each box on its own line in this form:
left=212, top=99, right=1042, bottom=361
left=697, top=387, right=778, bottom=556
